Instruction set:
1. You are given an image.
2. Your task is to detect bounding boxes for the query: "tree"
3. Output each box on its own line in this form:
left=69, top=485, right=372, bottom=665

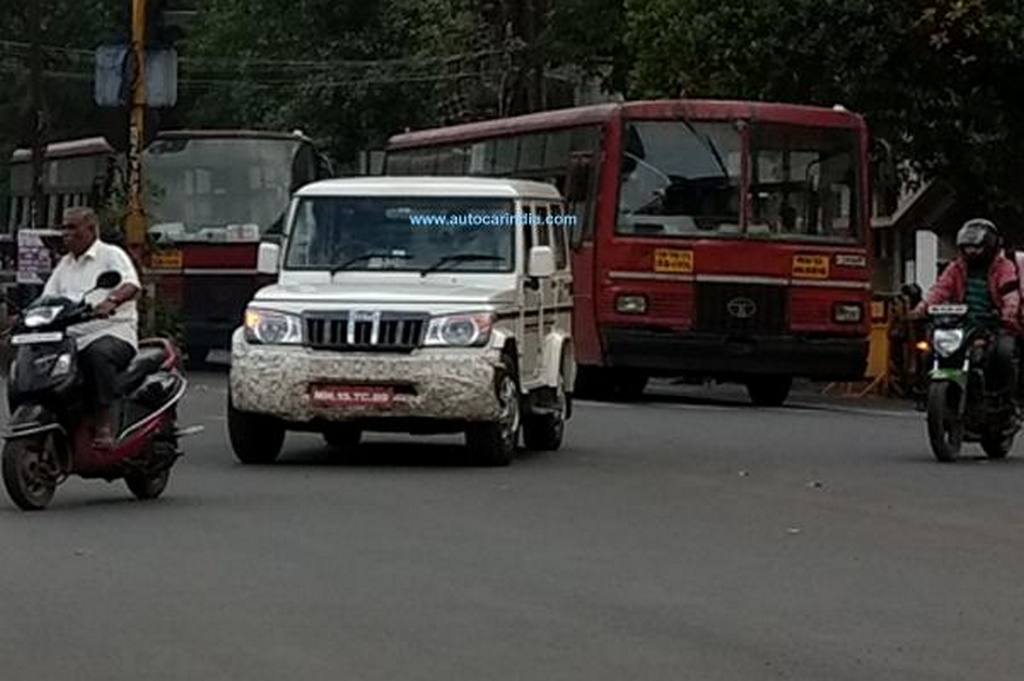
left=624, top=0, right=1024, bottom=224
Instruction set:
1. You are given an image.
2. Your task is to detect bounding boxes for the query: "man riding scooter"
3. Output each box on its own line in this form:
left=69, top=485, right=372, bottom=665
left=38, top=207, right=141, bottom=449
left=911, top=218, right=1022, bottom=414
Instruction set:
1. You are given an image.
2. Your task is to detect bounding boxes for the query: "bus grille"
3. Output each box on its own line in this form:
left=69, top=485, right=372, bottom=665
left=304, top=313, right=428, bottom=351
left=694, top=283, right=787, bottom=334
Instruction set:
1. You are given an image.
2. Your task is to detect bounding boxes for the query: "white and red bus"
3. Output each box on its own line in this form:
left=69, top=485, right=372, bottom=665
left=142, top=129, right=332, bottom=361
left=386, top=100, right=874, bottom=405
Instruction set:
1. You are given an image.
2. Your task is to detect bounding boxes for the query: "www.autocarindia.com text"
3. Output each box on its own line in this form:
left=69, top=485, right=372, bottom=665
left=408, top=212, right=578, bottom=227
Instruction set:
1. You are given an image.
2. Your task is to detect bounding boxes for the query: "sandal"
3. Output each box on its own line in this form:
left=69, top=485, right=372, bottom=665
left=93, top=427, right=115, bottom=450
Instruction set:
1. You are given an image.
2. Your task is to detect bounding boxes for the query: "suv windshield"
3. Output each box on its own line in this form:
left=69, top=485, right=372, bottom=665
left=285, top=196, right=516, bottom=273
left=617, top=120, right=742, bottom=237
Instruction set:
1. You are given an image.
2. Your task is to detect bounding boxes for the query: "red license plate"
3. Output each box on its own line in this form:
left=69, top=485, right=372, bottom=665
left=310, top=385, right=394, bottom=406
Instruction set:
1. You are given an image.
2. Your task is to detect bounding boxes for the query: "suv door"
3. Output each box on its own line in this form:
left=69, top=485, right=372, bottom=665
left=548, top=201, right=573, bottom=340
left=518, top=202, right=542, bottom=385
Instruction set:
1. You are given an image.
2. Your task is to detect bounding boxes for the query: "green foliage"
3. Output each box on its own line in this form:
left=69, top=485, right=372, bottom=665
left=624, top=0, right=1024, bottom=224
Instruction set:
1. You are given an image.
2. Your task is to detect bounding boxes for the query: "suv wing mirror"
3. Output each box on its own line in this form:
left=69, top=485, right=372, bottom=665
left=257, top=242, right=281, bottom=275
left=528, top=245, right=556, bottom=279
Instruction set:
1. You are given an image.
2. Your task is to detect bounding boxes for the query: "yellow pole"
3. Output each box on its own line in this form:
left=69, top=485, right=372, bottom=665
left=125, top=0, right=147, bottom=261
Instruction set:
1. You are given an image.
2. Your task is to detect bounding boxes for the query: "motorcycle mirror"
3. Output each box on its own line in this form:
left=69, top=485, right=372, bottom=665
left=95, top=271, right=122, bottom=289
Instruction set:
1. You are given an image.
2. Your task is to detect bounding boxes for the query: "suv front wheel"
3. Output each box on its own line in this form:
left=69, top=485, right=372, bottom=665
left=228, top=392, right=285, bottom=464
left=465, top=355, right=520, bottom=466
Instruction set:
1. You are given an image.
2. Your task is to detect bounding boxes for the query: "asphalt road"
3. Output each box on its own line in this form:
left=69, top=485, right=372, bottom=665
left=1, top=373, right=1023, bottom=680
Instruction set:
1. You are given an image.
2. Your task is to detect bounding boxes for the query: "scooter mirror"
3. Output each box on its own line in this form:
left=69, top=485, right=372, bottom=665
left=95, top=271, right=122, bottom=289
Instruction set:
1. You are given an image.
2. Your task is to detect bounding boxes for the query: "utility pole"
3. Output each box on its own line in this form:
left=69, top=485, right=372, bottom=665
left=125, top=0, right=147, bottom=259
left=29, top=0, right=45, bottom=229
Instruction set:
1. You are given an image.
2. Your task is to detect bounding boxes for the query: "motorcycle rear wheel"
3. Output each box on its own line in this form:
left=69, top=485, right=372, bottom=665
left=2, top=436, right=58, bottom=511
left=927, top=383, right=964, bottom=462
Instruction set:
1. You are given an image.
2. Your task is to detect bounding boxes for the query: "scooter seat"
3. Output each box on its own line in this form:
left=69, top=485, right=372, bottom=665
left=117, top=347, right=167, bottom=396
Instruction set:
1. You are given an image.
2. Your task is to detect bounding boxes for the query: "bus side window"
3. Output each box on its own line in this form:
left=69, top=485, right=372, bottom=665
left=291, top=143, right=318, bottom=191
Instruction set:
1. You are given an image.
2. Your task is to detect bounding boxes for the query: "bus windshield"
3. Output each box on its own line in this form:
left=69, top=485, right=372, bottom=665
left=616, top=119, right=862, bottom=243
left=748, top=123, right=861, bottom=243
left=144, top=137, right=300, bottom=242
left=617, top=120, right=743, bottom=237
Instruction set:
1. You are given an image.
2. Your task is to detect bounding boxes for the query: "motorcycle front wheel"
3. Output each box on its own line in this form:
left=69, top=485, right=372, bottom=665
left=927, top=382, right=964, bottom=462
left=2, top=435, right=58, bottom=510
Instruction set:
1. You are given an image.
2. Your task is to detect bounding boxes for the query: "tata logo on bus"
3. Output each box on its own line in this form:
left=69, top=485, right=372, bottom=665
left=653, top=249, right=693, bottom=274
left=791, top=254, right=830, bottom=279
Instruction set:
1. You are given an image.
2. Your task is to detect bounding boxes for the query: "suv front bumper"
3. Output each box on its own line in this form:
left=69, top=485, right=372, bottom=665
left=229, top=332, right=504, bottom=423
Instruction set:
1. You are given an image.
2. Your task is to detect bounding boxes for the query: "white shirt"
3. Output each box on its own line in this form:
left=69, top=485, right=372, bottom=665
left=42, top=239, right=141, bottom=350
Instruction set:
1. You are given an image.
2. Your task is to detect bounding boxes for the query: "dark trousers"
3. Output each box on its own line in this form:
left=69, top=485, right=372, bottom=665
left=985, top=331, right=1018, bottom=396
left=79, top=337, right=135, bottom=410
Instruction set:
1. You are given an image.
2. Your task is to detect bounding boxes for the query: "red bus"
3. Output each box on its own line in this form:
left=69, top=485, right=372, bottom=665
left=385, top=100, right=872, bottom=405
left=142, top=130, right=332, bottom=361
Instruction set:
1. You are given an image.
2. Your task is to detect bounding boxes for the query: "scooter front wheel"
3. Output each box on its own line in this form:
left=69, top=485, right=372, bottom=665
left=927, top=382, right=964, bottom=462
left=125, top=468, right=170, bottom=500
left=2, top=436, right=58, bottom=510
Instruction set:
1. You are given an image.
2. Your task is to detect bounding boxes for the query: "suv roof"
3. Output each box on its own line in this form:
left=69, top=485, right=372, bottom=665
left=296, top=176, right=564, bottom=200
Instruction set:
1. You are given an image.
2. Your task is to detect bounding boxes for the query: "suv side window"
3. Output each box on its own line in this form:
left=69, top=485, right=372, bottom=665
left=521, top=203, right=534, bottom=264
left=535, top=205, right=550, bottom=247
left=549, top=202, right=567, bottom=270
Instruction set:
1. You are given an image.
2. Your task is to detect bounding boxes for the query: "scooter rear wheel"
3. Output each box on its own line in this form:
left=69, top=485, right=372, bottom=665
left=2, top=436, right=57, bottom=511
left=927, top=382, right=963, bottom=462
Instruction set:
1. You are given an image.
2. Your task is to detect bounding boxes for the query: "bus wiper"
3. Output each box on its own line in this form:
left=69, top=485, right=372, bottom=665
left=331, top=251, right=412, bottom=275
left=677, top=114, right=730, bottom=179
left=420, top=254, right=503, bottom=277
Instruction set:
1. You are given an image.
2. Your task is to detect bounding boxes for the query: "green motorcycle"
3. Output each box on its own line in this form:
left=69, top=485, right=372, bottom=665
left=924, top=303, right=1019, bottom=462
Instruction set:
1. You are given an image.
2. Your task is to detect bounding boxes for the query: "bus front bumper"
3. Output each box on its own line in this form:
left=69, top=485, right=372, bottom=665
left=601, top=326, right=868, bottom=381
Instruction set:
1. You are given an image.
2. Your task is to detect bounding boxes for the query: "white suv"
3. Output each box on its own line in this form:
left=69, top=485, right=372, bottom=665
left=228, top=177, right=575, bottom=465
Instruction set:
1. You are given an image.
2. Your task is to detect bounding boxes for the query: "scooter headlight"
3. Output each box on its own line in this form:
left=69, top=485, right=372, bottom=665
left=932, top=329, right=964, bottom=357
left=23, top=305, right=62, bottom=328
left=50, top=353, right=72, bottom=377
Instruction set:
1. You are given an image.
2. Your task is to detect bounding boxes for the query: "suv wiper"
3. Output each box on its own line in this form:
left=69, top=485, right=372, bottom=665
left=420, top=254, right=504, bottom=277
left=330, top=251, right=412, bottom=275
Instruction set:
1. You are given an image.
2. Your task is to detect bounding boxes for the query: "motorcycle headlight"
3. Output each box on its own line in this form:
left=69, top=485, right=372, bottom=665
left=424, top=313, right=494, bottom=347
left=244, top=308, right=303, bottom=344
left=932, top=329, right=964, bottom=357
left=23, top=305, right=62, bottom=328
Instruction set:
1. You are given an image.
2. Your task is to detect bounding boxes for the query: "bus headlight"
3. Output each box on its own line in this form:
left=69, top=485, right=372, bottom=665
left=244, top=308, right=303, bottom=344
left=424, top=313, right=494, bottom=347
left=616, top=294, right=647, bottom=314
left=932, top=329, right=964, bottom=357
left=833, top=303, right=862, bottom=323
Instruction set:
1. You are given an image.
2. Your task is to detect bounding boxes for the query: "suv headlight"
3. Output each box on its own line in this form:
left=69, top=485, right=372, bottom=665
left=424, top=313, right=494, bottom=347
left=932, top=329, right=964, bottom=357
left=244, top=308, right=303, bottom=344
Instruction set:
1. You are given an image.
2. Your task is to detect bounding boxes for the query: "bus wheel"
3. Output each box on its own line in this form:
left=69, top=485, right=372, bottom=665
left=746, top=377, right=792, bottom=407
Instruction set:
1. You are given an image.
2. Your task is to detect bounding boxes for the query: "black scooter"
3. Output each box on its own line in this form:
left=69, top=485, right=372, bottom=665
left=2, top=271, right=200, bottom=510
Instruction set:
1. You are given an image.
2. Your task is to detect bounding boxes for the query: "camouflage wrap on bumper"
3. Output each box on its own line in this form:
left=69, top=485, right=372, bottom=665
left=229, top=330, right=503, bottom=422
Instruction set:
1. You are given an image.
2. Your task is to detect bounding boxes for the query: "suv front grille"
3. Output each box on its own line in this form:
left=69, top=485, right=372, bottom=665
left=304, top=313, right=428, bottom=351
left=694, top=283, right=787, bottom=334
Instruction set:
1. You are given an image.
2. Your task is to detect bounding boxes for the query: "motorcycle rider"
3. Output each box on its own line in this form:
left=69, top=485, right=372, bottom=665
left=41, top=207, right=141, bottom=449
left=912, top=218, right=1021, bottom=409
